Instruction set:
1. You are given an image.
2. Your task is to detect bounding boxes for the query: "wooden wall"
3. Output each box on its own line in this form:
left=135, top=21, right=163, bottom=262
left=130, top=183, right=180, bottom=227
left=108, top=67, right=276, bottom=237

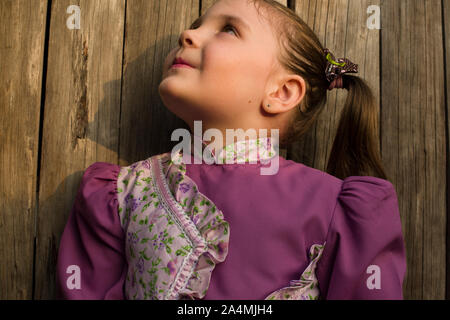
left=0, top=0, right=448, bottom=300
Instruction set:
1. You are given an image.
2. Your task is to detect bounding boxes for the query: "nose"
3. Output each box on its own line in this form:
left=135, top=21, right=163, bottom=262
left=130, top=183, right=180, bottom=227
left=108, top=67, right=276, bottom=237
left=178, top=29, right=195, bottom=48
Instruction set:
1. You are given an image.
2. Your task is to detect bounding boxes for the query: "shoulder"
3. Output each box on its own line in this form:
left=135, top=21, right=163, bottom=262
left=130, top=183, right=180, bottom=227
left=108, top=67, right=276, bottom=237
left=279, top=157, right=341, bottom=181
left=339, top=175, right=396, bottom=197
left=336, top=176, right=398, bottom=221
left=324, top=175, right=402, bottom=242
left=82, top=161, right=121, bottom=181
left=78, top=161, right=121, bottom=199
left=114, top=153, right=170, bottom=215
left=71, top=162, right=123, bottom=230
left=280, top=158, right=399, bottom=220
left=75, top=156, right=165, bottom=228
left=278, top=157, right=343, bottom=196
left=115, top=155, right=162, bottom=190
left=281, top=157, right=396, bottom=201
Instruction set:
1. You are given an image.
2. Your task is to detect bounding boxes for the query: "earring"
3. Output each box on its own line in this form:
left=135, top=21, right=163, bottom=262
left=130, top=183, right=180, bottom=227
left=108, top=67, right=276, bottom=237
left=267, top=104, right=271, bottom=108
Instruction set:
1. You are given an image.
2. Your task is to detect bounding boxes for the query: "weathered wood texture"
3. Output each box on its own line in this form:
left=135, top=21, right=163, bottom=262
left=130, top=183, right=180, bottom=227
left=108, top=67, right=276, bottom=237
left=380, top=0, right=446, bottom=300
left=0, top=0, right=48, bottom=300
left=444, top=0, right=450, bottom=300
left=0, top=0, right=448, bottom=300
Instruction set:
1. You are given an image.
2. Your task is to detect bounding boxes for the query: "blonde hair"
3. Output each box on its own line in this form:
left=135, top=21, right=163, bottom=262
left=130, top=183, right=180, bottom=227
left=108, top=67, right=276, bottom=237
left=249, top=0, right=387, bottom=180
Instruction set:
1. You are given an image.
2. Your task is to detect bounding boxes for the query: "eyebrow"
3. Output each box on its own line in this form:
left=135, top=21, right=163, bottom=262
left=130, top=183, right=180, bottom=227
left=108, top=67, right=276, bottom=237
left=189, top=14, right=251, bottom=33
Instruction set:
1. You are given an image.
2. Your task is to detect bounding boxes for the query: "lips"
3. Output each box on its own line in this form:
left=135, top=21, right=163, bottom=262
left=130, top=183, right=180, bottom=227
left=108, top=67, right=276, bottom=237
left=172, top=57, right=194, bottom=68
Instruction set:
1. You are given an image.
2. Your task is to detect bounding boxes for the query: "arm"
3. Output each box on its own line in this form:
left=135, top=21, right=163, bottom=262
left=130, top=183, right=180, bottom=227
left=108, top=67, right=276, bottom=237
left=316, top=176, right=407, bottom=299
left=56, top=162, right=128, bottom=299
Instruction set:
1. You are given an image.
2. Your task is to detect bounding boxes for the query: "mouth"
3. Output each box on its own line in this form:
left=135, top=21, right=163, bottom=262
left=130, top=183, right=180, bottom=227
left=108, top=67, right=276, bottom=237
left=171, top=57, right=194, bottom=69
left=171, top=64, right=193, bottom=69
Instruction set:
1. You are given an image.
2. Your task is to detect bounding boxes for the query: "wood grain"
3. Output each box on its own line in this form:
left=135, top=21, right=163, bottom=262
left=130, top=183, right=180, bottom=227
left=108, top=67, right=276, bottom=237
left=0, top=0, right=48, bottom=300
left=381, top=0, right=446, bottom=299
left=443, top=0, right=450, bottom=300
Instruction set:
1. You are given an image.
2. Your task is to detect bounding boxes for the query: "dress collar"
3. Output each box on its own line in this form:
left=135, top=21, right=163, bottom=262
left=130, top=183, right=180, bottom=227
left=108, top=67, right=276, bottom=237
left=186, top=134, right=280, bottom=165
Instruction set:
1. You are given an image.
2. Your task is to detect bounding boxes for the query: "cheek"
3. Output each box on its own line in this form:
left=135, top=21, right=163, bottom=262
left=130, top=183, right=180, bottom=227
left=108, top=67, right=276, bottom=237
left=201, top=45, right=266, bottom=94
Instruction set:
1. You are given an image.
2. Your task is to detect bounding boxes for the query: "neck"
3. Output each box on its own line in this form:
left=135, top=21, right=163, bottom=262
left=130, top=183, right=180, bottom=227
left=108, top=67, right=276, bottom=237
left=187, top=120, right=280, bottom=149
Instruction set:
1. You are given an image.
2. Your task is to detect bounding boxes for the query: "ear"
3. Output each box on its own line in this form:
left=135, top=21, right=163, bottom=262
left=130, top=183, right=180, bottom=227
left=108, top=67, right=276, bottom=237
left=263, top=74, right=306, bottom=114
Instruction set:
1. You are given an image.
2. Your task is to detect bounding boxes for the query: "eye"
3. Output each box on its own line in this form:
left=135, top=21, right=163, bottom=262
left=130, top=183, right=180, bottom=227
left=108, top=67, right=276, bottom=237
left=187, top=21, right=238, bottom=37
left=222, top=23, right=238, bottom=36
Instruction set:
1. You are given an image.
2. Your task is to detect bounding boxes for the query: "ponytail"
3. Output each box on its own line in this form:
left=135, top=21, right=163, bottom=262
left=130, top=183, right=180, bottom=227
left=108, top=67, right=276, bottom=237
left=326, top=75, right=387, bottom=180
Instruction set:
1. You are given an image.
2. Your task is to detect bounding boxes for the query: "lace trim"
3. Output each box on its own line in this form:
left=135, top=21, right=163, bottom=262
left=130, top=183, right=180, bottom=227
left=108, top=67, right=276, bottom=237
left=265, top=243, right=326, bottom=300
left=158, top=152, right=230, bottom=299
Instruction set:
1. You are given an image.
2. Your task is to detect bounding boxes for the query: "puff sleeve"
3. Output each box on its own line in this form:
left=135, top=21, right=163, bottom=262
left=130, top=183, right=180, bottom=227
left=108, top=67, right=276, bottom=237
left=56, top=162, right=127, bottom=299
left=316, top=176, right=407, bottom=299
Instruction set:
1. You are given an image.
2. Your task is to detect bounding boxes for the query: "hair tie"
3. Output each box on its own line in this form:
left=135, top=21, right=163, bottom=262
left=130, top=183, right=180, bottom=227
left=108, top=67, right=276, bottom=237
left=324, top=48, right=359, bottom=90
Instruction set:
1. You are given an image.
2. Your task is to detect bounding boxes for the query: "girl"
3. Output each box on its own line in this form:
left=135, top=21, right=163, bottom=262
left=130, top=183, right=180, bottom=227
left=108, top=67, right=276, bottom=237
left=56, top=0, right=406, bottom=300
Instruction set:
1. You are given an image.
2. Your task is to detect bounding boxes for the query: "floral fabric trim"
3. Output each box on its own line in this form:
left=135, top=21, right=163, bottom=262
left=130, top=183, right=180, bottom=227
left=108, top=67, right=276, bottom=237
left=116, top=152, right=230, bottom=300
left=189, top=135, right=279, bottom=164
left=265, top=243, right=326, bottom=300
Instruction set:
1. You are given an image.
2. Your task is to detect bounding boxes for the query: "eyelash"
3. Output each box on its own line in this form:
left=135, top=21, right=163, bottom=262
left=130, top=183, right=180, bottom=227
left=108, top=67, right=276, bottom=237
left=189, top=23, right=238, bottom=37
left=222, top=24, right=238, bottom=36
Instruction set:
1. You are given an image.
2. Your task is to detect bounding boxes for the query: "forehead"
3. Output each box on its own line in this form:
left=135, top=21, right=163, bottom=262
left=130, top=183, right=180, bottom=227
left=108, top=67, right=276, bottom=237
left=205, top=0, right=276, bottom=42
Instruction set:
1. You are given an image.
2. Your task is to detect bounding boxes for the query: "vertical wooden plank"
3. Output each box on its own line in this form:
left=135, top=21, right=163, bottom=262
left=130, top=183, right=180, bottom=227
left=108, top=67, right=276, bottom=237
left=381, top=0, right=414, bottom=299
left=0, top=0, right=48, bottom=299
left=119, top=0, right=199, bottom=165
left=422, top=0, right=447, bottom=300
left=35, top=0, right=125, bottom=299
left=381, top=0, right=446, bottom=299
left=444, top=0, right=450, bottom=300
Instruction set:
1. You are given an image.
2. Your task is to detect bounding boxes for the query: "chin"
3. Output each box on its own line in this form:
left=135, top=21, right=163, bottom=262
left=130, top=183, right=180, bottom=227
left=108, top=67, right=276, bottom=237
left=159, top=74, right=188, bottom=97
left=158, top=83, right=189, bottom=121
left=159, top=78, right=180, bottom=106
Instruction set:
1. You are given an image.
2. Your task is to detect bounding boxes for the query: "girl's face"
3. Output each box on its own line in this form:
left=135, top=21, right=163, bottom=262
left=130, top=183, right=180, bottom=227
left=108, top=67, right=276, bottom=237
left=159, top=0, right=282, bottom=131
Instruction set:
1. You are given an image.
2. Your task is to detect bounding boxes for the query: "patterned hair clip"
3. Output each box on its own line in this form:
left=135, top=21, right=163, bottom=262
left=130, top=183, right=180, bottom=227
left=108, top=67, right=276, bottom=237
left=324, top=48, right=359, bottom=89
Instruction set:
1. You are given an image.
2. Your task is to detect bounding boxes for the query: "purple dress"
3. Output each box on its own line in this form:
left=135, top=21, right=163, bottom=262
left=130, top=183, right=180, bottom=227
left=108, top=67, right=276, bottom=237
left=56, top=138, right=406, bottom=300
